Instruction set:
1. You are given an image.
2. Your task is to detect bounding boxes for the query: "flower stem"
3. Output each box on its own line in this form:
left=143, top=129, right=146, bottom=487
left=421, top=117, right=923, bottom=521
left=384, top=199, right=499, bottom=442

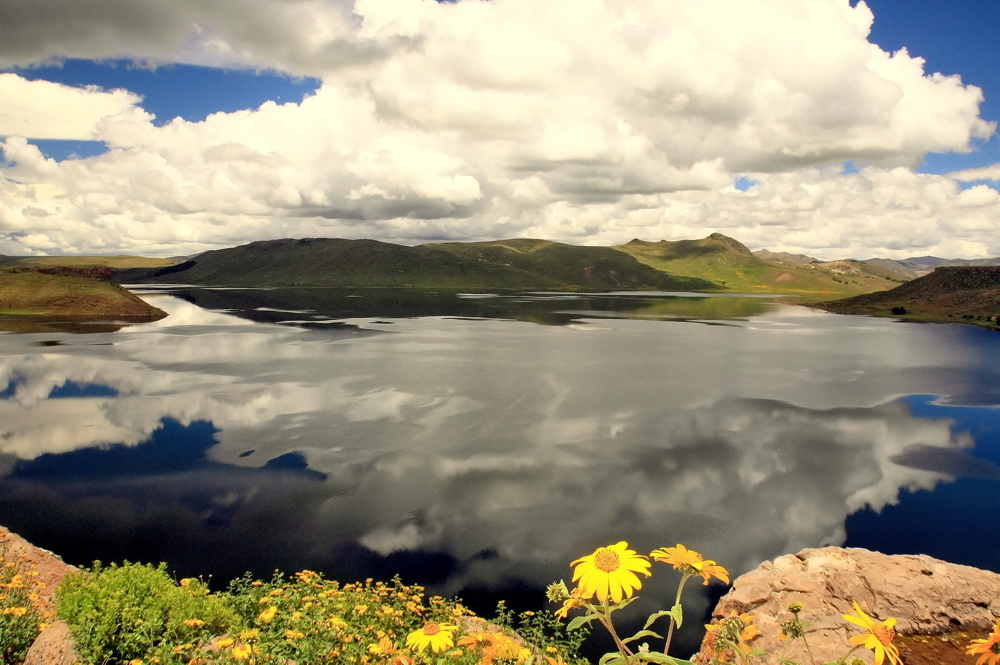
left=664, top=573, right=692, bottom=655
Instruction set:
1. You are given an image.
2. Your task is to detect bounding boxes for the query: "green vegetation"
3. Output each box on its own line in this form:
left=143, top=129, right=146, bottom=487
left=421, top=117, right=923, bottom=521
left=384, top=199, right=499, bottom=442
left=0, top=266, right=166, bottom=320
left=57, top=562, right=238, bottom=664
left=0, top=255, right=181, bottom=270
left=0, top=544, right=50, bottom=665
left=45, top=562, right=588, bottom=665
left=816, top=266, right=1000, bottom=325
left=615, top=235, right=905, bottom=301
left=117, top=237, right=720, bottom=291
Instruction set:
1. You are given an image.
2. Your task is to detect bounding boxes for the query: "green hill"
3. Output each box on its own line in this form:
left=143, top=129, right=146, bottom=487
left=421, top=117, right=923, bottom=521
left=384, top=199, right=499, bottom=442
left=815, top=266, right=1000, bottom=324
left=117, top=237, right=720, bottom=291
left=0, top=266, right=167, bottom=321
left=615, top=233, right=905, bottom=300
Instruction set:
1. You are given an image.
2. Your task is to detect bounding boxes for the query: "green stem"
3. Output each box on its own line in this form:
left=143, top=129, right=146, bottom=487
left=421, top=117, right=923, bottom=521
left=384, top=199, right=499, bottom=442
left=836, top=645, right=860, bottom=664
left=664, top=573, right=692, bottom=655
left=800, top=630, right=818, bottom=665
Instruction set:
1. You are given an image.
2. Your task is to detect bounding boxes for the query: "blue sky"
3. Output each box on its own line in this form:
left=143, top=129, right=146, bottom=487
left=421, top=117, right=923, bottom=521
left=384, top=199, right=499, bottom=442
left=1, top=0, right=998, bottom=260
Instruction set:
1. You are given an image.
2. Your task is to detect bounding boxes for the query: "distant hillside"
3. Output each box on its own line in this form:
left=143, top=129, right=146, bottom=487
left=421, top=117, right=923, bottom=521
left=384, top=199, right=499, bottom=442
left=117, top=237, right=719, bottom=291
left=816, top=266, right=1000, bottom=324
left=0, top=266, right=167, bottom=320
left=753, top=249, right=819, bottom=264
left=0, top=255, right=179, bottom=269
left=616, top=233, right=905, bottom=299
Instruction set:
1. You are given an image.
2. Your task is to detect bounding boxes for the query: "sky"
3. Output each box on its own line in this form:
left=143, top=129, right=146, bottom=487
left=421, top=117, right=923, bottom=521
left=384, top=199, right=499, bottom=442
left=0, top=0, right=998, bottom=261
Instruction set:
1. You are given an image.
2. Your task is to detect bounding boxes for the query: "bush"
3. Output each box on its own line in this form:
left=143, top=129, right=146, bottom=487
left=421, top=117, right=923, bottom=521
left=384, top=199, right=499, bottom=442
left=0, top=544, right=49, bottom=665
left=56, top=561, right=240, bottom=665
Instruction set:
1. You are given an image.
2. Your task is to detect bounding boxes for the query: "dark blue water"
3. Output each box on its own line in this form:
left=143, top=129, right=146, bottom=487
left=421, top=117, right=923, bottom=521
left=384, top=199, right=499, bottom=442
left=1, top=287, right=998, bottom=654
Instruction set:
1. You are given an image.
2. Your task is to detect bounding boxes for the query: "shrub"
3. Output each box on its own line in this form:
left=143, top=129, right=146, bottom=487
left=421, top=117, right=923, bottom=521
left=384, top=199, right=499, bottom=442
left=56, top=561, right=240, bottom=665
left=0, top=544, right=49, bottom=665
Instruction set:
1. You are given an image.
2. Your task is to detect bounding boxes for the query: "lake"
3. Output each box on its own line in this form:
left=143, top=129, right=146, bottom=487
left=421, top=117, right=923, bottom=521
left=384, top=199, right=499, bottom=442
left=1, top=287, right=999, bottom=652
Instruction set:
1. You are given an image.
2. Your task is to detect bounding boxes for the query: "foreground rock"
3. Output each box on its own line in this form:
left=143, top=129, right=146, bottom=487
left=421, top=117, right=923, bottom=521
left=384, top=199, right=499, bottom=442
left=0, top=527, right=81, bottom=665
left=694, top=547, right=1000, bottom=664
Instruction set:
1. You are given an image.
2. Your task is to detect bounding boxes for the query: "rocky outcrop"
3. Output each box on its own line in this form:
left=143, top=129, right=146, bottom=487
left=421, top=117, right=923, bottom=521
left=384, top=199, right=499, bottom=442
left=694, top=547, right=1000, bottom=664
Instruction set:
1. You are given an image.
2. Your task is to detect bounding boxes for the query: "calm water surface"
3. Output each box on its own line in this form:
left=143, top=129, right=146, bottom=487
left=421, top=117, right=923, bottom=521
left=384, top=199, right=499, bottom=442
left=1, top=287, right=998, bottom=649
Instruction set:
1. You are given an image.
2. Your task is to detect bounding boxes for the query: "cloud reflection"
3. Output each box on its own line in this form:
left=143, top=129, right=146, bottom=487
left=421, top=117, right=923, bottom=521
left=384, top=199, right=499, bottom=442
left=0, top=290, right=993, bottom=628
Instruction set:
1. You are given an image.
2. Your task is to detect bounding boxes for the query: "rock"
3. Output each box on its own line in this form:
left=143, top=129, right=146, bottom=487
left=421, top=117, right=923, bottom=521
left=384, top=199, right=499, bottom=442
left=23, top=620, right=80, bottom=665
left=694, top=547, right=1000, bottom=664
left=0, top=527, right=78, bottom=616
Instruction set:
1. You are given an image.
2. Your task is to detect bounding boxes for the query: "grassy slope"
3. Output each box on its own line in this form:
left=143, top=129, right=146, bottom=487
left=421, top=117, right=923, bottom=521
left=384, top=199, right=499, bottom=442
left=816, top=266, right=1000, bottom=324
left=0, top=267, right=166, bottom=319
left=123, top=237, right=722, bottom=291
left=616, top=235, right=904, bottom=300
left=0, top=255, right=180, bottom=269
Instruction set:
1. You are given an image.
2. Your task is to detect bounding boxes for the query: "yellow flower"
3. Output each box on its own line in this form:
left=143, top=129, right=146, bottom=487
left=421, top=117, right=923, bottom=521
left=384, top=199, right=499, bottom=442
left=368, top=636, right=397, bottom=655
left=183, top=618, right=205, bottom=628
left=651, top=544, right=729, bottom=585
left=215, top=637, right=235, bottom=648
left=651, top=544, right=703, bottom=570
left=1, top=607, right=28, bottom=617
left=128, top=660, right=144, bottom=665
left=570, top=541, right=650, bottom=604
left=967, top=620, right=1000, bottom=665
left=405, top=621, right=459, bottom=653
left=842, top=601, right=902, bottom=665
left=239, top=629, right=260, bottom=640
left=232, top=643, right=254, bottom=661
left=285, top=629, right=306, bottom=640
left=258, top=605, right=278, bottom=623
left=695, top=560, right=730, bottom=586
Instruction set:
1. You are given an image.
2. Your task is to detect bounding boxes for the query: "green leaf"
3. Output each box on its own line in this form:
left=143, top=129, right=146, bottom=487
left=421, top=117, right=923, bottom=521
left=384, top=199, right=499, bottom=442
left=607, top=596, right=639, bottom=612
left=599, top=652, right=628, bottom=665
left=566, top=613, right=601, bottom=631
left=642, top=609, right=678, bottom=630
left=623, top=629, right=663, bottom=645
left=669, top=603, right=684, bottom=628
left=636, top=653, right=693, bottom=664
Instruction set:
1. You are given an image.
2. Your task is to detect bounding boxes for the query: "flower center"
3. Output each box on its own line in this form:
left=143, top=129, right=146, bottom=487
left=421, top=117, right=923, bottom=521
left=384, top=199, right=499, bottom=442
left=871, top=623, right=895, bottom=646
left=992, top=643, right=1000, bottom=655
left=423, top=622, right=441, bottom=636
left=594, top=549, right=621, bottom=572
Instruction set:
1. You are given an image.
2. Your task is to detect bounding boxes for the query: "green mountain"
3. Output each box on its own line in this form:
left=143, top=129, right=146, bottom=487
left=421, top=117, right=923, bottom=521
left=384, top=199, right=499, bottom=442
left=615, top=233, right=906, bottom=299
left=816, top=266, right=1000, bottom=324
left=117, top=237, right=719, bottom=291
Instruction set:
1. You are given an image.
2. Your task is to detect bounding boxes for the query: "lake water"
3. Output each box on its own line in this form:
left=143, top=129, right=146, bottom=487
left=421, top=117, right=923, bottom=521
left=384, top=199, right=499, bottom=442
left=1, top=287, right=999, bottom=651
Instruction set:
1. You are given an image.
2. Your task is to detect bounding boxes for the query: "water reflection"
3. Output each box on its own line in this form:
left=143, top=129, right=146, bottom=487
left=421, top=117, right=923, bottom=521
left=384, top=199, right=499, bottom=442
left=0, top=288, right=998, bottom=651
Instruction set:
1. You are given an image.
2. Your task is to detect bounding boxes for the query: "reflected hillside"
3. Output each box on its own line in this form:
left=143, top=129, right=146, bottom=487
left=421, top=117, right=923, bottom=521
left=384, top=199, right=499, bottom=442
left=141, top=287, right=777, bottom=328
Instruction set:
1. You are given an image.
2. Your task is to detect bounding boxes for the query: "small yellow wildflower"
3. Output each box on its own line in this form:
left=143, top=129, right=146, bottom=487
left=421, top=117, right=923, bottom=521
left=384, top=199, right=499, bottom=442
left=1, top=607, right=27, bottom=617
left=259, top=605, right=278, bottom=623
left=285, top=629, right=306, bottom=640
left=183, top=618, right=205, bottom=628
left=570, top=541, right=651, bottom=604
left=842, top=601, right=902, bottom=665
left=215, top=637, right=235, bottom=648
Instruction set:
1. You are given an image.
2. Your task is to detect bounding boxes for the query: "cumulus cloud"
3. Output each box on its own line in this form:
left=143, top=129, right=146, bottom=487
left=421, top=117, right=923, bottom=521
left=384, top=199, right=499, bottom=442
left=0, top=74, right=146, bottom=140
left=0, top=0, right=997, bottom=258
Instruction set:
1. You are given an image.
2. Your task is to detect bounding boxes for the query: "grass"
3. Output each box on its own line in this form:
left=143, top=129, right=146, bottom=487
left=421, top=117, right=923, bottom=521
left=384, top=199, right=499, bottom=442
left=0, top=267, right=165, bottom=319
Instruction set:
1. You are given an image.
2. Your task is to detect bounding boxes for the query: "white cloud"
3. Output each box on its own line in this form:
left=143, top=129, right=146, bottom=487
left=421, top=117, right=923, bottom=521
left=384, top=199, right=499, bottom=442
left=0, top=74, right=146, bottom=140
left=0, top=0, right=997, bottom=259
